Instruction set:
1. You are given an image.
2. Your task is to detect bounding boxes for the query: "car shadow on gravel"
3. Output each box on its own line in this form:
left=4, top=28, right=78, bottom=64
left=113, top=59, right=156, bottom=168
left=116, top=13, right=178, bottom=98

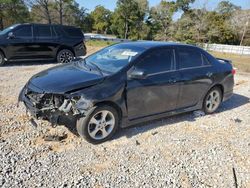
left=217, top=93, right=249, bottom=112
left=58, top=93, right=249, bottom=140
left=2, top=60, right=57, bottom=67
left=2, top=58, right=84, bottom=67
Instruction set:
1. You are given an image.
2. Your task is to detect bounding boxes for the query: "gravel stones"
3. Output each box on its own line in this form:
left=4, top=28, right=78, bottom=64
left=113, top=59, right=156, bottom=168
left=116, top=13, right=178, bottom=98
left=0, top=62, right=250, bottom=187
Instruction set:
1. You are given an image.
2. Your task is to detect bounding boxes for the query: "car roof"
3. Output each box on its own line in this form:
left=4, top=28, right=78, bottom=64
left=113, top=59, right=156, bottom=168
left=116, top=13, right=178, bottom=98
left=119, top=41, right=197, bottom=49
left=19, top=23, right=80, bottom=28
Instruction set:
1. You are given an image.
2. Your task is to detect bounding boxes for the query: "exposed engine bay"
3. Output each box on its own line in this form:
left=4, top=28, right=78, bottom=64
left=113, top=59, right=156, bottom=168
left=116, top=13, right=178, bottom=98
left=18, top=85, right=94, bottom=126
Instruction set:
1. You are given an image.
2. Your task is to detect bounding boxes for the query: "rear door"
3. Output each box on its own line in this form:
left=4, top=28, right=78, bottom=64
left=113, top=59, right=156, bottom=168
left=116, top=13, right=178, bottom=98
left=126, top=47, right=181, bottom=120
left=176, top=47, right=214, bottom=109
left=6, top=25, right=34, bottom=60
left=33, top=25, right=58, bottom=59
left=61, top=26, right=85, bottom=57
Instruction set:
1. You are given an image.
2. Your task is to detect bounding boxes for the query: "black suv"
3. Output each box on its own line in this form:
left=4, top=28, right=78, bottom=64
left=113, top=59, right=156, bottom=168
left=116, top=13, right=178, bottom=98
left=0, top=23, right=86, bottom=65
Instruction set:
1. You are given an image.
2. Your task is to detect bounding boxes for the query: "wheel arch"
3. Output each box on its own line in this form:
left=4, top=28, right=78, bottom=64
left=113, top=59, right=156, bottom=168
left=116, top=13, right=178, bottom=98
left=94, top=101, right=123, bottom=122
left=57, top=46, right=75, bottom=57
left=0, top=48, right=6, bottom=58
left=210, top=84, right=224, bottom=100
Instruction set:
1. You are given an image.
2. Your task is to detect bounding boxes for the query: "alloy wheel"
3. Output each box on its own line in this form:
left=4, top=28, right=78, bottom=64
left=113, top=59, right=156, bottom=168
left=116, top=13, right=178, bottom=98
left=205, top=90, right=221, bottom=112
left=87, top=110, right=115, bottom=140
left=59, top=51, right=73, bottom=63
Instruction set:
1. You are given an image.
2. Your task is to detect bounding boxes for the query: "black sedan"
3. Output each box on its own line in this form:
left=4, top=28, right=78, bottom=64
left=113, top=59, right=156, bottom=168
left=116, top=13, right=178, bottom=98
left=19, top=42, right=235, bottom=143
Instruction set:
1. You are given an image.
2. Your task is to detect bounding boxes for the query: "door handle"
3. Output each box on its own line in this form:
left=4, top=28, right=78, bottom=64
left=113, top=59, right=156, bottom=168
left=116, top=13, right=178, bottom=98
left=206, top=72, right=213, bottom=77
left=169, top=78, right=177, bottom=83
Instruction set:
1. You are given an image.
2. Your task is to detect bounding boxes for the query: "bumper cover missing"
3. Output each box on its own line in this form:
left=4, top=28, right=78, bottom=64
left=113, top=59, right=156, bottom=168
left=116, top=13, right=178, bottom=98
left=18, top=85, right=94, bottom=127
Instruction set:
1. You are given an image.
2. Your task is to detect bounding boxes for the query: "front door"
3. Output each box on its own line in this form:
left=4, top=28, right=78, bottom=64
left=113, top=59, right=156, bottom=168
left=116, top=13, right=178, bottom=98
left=7, top=25, right=34, bottom=60
left=126, top=48, right=180, bottom=120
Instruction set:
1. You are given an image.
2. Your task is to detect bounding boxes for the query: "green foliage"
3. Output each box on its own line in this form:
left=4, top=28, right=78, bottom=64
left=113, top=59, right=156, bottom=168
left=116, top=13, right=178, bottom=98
left=67, top=2, right=93, bottom=32
left=216, top=1, right=241, bottom=15
left=173, top=7, right=240, bottom=45
left=91, top=6, right=112, bottom=34
left=0, top=0, right=30, bottom=30
left=176, top=0, right=195, bottom=12
left=149, top=1, right=177, bottom=41
left=0, top=0, right=247, bottom=46
left=205, top=11, right=239, bottom=44
left=111, top=0, right=149, bottom=40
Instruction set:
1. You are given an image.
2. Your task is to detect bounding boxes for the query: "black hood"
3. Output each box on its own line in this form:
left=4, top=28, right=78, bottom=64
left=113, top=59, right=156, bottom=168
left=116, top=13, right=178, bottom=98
left=29, top=62, right=105, bottom=93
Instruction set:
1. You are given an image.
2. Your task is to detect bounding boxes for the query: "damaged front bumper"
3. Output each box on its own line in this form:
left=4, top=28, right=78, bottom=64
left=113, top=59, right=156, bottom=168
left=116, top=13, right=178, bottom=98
left=18, top=84, right=94, bottom=126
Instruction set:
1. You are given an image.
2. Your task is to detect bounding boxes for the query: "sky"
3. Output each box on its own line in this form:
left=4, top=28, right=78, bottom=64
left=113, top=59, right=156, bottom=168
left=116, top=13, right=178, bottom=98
left=77, top=0, right=250, bottom=12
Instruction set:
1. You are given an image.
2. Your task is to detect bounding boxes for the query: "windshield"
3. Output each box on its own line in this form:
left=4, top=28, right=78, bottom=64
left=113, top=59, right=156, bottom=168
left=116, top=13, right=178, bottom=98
left=0, top=24, right=19, bottom=35
left=81, top=44, right=145, bottom=73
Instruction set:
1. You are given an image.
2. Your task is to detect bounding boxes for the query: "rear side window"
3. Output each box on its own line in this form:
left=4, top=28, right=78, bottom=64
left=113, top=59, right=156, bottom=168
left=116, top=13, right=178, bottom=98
left=136, top=48, right=174, bottom=74
left=35, top=25, right=52, bottom=38
left=14, top=26, right=32, bottom=38
left=178, top=48, right=203, bottom=69
left=202, top=54, right=211, bottom=66
left=62, top=27, right=83, bottom=38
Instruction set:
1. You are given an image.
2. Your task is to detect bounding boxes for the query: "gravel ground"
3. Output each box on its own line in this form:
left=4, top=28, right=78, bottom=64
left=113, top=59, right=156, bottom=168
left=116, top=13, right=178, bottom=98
left=0, top=59, right=250, bottom=187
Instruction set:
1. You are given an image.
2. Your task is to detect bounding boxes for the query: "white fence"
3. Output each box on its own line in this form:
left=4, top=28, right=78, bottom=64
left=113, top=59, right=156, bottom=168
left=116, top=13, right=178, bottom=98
left=203, top=43, right=250, bottom=55
left=87, top=36, right=250, bottom=55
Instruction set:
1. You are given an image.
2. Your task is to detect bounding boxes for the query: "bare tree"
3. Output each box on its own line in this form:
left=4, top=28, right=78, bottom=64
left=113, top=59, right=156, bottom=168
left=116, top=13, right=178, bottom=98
left=56, top=0, right=63, bottom=24
left=150, top=1, right=177, bottom=41
left=240, top=16, right=249, bottom=46
left=26, top=0, right=52, bottom=24
left=193, top=0, right=209, bottom=43
left=230, top=10, right=250, bottom=45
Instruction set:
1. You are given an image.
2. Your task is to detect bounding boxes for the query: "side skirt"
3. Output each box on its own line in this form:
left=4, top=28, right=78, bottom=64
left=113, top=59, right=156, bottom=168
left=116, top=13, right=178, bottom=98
left=120, top=105, right=202, bottom=128
left=8, top=58, right=55, bottom=62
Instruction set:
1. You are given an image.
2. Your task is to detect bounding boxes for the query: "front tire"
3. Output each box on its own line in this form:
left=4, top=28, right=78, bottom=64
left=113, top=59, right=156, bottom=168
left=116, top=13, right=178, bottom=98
left=76, top=105, right=119, bottom=144
left=57, top=49, right=74, bottom=63
left=203, top=87, right=222, bottom=114
left=0, top=51, right=5, bottom=66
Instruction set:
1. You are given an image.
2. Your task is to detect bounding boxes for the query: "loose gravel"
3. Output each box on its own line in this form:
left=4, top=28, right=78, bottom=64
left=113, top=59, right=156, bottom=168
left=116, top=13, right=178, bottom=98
left=0, top=60, right=250, bottom=187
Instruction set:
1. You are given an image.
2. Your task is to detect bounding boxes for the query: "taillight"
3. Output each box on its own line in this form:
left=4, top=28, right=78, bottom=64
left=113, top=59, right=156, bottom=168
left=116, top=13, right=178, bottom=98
left=232, top=68, right=236, bottom=75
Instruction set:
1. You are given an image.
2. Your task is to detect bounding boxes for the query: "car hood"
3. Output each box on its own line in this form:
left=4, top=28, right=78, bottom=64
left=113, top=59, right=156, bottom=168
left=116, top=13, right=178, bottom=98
left=29, top=63, right=105, bottom=93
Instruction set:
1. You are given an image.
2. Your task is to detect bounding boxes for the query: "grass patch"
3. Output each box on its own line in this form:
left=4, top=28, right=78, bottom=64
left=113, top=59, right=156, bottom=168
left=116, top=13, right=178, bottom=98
left=85, top=40, right=117, bottom=47
left=210, top=51, right=250, bottom=73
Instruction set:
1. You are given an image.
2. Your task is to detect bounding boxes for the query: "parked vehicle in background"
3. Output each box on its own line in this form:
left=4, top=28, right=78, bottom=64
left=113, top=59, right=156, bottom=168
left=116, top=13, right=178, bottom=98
left=19, top=42, right=235, bottom=144
left=0, top=23, right=86, bottom=66
left=84, top=33, right=116, bottom=41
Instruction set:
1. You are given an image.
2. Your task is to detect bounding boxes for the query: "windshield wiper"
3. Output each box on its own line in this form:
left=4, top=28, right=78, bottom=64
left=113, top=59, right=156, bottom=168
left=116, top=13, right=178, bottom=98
left=88, top=61, right=103, bottom=76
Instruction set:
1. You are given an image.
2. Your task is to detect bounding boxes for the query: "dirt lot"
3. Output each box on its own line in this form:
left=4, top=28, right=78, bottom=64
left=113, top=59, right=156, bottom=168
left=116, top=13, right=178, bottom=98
left=0, top=50, right=250, bottom=187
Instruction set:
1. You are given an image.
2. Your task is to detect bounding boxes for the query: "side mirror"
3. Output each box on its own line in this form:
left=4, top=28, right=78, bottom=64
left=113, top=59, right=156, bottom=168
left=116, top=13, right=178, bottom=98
left=128, top=69, right=148, bottom=80
left=7, top=32, right=15, bottom=39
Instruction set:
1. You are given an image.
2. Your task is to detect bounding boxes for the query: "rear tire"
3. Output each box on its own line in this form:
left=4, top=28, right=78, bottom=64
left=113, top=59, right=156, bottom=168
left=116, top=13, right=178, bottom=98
left=203, top=86, right=222, bottom=114
left=76, top=105, right=119, bottom=144
left=0, top=51, right=5, bottom=66
left=57, top=49, right=74, bottom=63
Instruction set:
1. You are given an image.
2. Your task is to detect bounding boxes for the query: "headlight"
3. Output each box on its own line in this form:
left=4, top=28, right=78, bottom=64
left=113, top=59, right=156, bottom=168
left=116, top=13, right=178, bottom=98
left=74, top=96, right=93, bottom=113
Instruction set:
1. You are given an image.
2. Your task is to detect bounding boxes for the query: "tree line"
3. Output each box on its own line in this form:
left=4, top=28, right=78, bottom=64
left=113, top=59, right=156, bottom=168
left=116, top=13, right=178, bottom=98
left=0, top=0, right=249, bottom=45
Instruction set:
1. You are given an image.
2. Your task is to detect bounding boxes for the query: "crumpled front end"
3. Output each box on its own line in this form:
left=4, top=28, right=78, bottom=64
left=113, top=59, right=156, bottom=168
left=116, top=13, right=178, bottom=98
left=18, top=84, right=94, bottom=126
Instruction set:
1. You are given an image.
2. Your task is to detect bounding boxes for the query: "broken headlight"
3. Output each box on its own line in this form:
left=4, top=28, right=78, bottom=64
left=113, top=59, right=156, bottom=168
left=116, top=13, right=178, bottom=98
left=75, top=97, right=93, bottom=112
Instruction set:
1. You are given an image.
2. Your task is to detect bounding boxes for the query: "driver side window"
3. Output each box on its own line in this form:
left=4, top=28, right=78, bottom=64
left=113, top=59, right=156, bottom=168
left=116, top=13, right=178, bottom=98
left=13, top=26, right=32, bottom=38
left=136, top=48, right=174, bottom=75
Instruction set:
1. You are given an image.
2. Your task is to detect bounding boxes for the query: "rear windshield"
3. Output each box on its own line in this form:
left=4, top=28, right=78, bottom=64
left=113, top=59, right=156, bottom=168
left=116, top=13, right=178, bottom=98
left=62, top=26, right=83, bottom=38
